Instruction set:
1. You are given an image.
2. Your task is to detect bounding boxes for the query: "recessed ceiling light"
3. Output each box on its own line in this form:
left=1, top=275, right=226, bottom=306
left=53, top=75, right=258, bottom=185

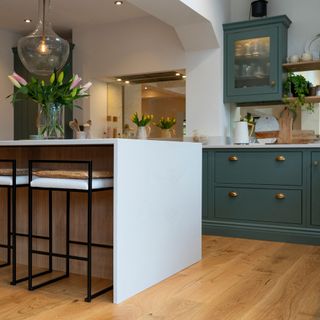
left=144, top=86, right=148, bottom=90
left=116, top=78, right=122, bottom=82
left=125, top=80, right=130, bottom=84
left=175, top=72, right=180, bottom=76
left=114, top=1, right=123, bottom=5
left=24, top=18, right=32, bottom=23
left=182, top=75, right=187, bottom=79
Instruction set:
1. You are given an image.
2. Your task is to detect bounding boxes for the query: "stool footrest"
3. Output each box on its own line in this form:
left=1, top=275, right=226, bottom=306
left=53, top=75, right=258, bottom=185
left=32, top=249, right=88, bottom=261
left=29, top=274, right=69, bottom=291
left=0, top=262, right=10, bottom=268
left=0, top=243, right=11, bottom=249
left=15, top=232, right=50, bottom=240
left=12, top=269, right=53, bottom=285
left=85, top=284, right=113, bottom=302
left=69, top=240, right=113, bottom=249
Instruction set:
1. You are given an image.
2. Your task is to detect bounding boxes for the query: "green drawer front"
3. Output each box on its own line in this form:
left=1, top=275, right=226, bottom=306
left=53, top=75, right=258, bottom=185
left=215, top=151, right=302, bottom=186
left=215, top=187, right=302, bottom=224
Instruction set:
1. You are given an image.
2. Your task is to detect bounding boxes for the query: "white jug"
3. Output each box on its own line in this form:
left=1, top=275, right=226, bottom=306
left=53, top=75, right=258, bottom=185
left=234, top=121, right=249, bottom=144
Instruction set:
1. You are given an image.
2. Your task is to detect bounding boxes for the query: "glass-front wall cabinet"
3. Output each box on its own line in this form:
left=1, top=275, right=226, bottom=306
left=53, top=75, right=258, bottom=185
left=224, top=15, right=291, bottom=104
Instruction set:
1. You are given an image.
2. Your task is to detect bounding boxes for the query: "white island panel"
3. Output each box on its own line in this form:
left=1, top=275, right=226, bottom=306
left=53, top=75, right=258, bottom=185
left=114, top=139, right=202, bottom=303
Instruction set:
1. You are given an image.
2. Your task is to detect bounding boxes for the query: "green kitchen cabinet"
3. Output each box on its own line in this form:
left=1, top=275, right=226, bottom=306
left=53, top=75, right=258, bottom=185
left=12, top=46, right=74, bottom=140
left=202, top=148, right=320, bottom=245
left=223, top=15, right=291, bottom=104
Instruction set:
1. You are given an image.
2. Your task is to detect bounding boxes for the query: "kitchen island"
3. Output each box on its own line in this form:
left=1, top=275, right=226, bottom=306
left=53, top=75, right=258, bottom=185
left=202, top=143, right=320, bottom=245
left=0, top=138, right=202, bottom=303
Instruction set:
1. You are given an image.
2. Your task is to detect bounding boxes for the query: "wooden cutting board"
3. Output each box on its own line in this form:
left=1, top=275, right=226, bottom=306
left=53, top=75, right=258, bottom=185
left=277, top=108, right=293, bottom=144
left=292, top=130, right=317, bottom=144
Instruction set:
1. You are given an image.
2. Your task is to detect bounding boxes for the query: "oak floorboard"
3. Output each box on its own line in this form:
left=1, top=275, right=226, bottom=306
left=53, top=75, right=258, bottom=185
left=1, top=236, right=320, bottom=320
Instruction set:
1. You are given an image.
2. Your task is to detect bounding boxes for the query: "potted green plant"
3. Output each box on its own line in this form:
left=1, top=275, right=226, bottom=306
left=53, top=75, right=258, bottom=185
left=283, top=72, right=313, bottom=113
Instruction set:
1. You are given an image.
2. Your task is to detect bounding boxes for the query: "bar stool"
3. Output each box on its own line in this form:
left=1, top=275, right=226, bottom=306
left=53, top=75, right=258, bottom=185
left=28, top=160, right=113, bottom=302
left=0, top=160, right=29, bottom=284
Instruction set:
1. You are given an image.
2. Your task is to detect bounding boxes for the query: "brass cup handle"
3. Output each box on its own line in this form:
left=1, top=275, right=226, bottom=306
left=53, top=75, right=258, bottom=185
left=276, top=155, right=286, bottom=161
left=229, top=156, right=238, bottom=161
left=229, top=191, right=238, bottom=198
left=275, top=193, right=286, bottom=200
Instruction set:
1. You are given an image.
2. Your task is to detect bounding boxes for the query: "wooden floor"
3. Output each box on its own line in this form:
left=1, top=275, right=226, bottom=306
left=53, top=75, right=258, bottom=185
left=1, top=235, right=320, bottom=320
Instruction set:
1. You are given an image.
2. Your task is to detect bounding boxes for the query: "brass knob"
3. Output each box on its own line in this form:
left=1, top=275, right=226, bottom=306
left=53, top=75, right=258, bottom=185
left=275, top=193, right=286, bottom=200
left=276, top=155, right=286, bottom=161
left=271, top=80, right=276, bottom=87
left=229, top=156, right=238, bottom=161
left=229, top=191, right=238, bottom=198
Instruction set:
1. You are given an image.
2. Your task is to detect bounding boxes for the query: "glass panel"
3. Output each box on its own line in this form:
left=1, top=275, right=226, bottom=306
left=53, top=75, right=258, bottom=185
left=234, top=37, right=270, bottom=88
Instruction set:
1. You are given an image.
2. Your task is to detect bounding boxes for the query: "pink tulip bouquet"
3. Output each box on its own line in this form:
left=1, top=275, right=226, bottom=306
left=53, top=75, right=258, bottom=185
left=8, top=71, right=92, bottom=109
left=7, top=71, right=92, bottom=138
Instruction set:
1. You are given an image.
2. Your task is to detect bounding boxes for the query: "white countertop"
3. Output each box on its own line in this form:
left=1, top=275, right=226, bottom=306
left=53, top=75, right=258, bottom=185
left=1, top=138, right=319, bottom=148
left=0, top=138, right=197, bottom=147
left=203, top=143, right=320, bottom=148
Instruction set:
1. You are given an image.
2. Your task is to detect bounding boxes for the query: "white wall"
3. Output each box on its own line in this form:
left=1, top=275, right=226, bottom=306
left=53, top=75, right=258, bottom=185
left=0, top=30, right=19, bottom=140
left=181, top=0, right=231, bottom=138
left=73, top=16, right=186, bottom=137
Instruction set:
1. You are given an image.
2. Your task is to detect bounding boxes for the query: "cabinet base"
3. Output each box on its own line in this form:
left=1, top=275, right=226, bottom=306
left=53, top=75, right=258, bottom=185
left=203, top=220, right=320, bottom=245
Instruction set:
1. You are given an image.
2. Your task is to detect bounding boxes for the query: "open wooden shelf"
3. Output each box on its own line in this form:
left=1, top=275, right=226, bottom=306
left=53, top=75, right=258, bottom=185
left=282, top=60, right=320, bottom=72
left=285, top=96, right=320, bottom=103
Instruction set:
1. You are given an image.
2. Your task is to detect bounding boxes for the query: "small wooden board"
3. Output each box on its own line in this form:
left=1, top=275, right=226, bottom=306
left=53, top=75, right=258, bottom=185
left=277, top=108, right=293, bottom=144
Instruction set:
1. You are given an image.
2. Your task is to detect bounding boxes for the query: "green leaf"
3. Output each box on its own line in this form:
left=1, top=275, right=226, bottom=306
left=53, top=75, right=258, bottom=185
left=20, top=86, right=28, bottom=94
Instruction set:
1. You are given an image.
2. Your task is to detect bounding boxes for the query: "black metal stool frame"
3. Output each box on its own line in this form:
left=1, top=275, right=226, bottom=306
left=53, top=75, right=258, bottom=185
left=28, top=159, right=113, bottom=302
left=0, top=159, right=16, bottom=269
left=0, top=159, right=51, bottom=285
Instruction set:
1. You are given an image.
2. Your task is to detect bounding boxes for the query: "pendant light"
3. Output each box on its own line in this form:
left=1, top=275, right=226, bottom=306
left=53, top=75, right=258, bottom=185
left=17, top=0, right=70, bottom=76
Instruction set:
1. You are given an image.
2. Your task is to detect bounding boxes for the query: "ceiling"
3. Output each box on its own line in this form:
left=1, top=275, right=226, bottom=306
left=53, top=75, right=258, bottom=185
left=0, top=0, right=149, bottom=35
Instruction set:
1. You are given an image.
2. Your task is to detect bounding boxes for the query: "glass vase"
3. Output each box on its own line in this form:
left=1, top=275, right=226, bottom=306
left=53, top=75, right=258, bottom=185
left=39, top=103, right=64, bottom=139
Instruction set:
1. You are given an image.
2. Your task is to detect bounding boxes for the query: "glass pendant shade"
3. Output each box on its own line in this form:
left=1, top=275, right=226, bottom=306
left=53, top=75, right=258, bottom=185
left=17, top=0, right=69, bottom=76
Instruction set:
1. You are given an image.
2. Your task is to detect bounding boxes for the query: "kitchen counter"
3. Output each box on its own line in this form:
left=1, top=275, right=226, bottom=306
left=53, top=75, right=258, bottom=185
left=203, top=143, right=320, bottom=148
left=0, top=139, right=202, bottom=303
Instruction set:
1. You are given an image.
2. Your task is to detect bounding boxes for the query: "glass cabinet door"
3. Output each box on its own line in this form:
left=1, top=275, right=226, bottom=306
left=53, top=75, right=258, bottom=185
left=234, top=36, right=271, bottom=89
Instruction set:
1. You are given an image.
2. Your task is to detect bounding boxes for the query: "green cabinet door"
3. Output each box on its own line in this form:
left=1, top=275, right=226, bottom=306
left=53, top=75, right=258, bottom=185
left=223, top=15, right=291, bottom=104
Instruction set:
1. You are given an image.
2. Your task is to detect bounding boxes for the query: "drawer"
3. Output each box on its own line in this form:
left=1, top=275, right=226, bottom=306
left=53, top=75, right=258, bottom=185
left=215, top=187, right=302, bottom=224
left=215, top=151, right=302, bottom=186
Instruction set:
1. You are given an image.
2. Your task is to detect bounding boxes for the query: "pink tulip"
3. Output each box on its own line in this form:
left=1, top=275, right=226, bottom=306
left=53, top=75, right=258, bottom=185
left=8, top=75, right=21, bottom=88
left=12, top=72, right=27, bottom=86
left=80, top=81, right=92, bottom=95
left=70, top=74, right=82, bottom=90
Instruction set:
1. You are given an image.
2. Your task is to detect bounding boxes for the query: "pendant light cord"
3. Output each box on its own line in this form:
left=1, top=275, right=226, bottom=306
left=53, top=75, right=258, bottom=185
left=42, top=0, right=45, bottom=38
